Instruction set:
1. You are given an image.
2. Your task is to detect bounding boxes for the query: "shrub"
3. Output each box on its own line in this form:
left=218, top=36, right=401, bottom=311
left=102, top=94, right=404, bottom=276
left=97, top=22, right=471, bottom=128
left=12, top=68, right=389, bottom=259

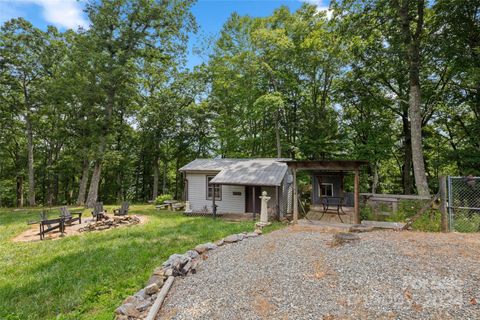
left=155, top=194, right=173, bottom=205
left=411, top=209, right=442, bottom=232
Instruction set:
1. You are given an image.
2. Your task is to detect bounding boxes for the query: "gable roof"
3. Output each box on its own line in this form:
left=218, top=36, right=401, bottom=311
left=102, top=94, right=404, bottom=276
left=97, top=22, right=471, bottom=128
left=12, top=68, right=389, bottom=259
left=178, top=158, right=249, bottom=172
left=179, top=158, right=290, bottom=187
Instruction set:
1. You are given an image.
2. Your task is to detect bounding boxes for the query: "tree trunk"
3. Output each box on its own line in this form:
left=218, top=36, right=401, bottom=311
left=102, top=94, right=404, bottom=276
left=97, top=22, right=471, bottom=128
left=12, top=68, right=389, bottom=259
left=275, top=109, right=281, bottom=158
left=371, top=163, right=379, bottom=194
left=76, top=159, right=90, bottom=205
left=162, top=161, right=168, bottom=194
left=116, top=173, right=122, bottom=202
left=402, top=113, right=414, bottom=194
left=26, top=119, right=35, bottom=206
left=409, top=84, right=429, bottom=195
left=397, top=0, right=429, bottom=196
left=86, top=160, right=102, bottom=207
left=85, top=87, right=114, bottom=206
left=152, top=157, right=159, bottom=200
left=16, top=175, right=24, bottom=207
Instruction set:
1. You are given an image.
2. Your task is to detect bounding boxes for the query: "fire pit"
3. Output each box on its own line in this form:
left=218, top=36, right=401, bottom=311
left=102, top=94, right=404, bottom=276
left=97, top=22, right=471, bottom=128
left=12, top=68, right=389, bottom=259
left=78, top=216, right=141, bottom=232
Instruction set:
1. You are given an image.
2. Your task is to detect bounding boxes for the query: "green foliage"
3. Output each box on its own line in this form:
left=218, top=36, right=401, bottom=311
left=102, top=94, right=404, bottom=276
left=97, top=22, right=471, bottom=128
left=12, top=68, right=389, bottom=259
left=0, top=205, right=284, bottom=319
left=411, top=210, right=442, bottom=232
left=155, top=194, right=174, bottom=205
left=0, top=0, right=479, bottom=210
left=452, top=213, right=480, bottom=233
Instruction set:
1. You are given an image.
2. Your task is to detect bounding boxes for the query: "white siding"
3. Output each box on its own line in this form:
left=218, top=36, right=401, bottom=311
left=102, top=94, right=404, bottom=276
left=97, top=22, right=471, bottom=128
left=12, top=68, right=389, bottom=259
left=186, top=173, right=245, bottom=214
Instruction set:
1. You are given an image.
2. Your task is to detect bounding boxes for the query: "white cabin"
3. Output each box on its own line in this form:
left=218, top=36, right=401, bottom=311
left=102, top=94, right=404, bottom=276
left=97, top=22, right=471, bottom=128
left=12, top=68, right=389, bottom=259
left=179, top=158, right=293, bottom=218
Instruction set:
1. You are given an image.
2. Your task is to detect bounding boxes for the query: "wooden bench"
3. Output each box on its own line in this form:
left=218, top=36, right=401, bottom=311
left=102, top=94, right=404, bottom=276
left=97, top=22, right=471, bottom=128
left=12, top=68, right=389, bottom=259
left=28, top=211, right=65, bottom=240
left=172, top=203, right=185, bottom=211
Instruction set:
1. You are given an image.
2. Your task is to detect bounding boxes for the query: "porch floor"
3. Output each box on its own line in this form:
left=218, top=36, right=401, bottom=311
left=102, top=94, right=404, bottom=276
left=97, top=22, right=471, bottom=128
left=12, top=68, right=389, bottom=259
left=306, top=205, right=356, bottom=224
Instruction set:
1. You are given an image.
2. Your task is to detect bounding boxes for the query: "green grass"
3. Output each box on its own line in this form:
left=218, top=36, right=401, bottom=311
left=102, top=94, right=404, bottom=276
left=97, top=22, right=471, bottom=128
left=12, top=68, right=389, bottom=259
left=0, top=205, right=284, bottom=319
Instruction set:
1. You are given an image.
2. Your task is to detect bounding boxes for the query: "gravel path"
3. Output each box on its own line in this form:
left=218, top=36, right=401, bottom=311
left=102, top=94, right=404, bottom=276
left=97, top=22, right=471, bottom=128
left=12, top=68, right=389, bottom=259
left=159, top=226, right=480, bottom=319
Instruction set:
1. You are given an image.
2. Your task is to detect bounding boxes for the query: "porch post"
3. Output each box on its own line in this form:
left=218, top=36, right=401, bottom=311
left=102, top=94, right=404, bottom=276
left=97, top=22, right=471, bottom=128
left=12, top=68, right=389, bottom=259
left=252, top=186, right=256, bottom=221
left=276, top=186, right=280, bottom=220
left=354, top=169, right=360, bottom=224
left=212, top=183, right=216, bottom=219
left=293, top=167, right=298, bottom=224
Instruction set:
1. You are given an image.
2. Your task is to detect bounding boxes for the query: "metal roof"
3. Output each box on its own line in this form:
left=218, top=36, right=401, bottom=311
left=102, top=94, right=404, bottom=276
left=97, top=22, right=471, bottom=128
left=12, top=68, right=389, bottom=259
left=179, top=158, right=290, bottom=187
left=178, top=159, right=246, bottom=172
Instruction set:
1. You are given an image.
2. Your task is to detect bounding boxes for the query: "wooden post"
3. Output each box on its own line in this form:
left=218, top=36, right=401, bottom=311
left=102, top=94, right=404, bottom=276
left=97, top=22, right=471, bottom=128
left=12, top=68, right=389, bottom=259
left=293, top=168, right=298, bottom=224
left=212, top=183, right=216, bottom=219
left=252, top=186, right=256, bottom=221
left=354, top=169, right=360, bottom=224
left=146, top=276, right=175, bottom=320
left=439, top=176, right=448, bottom=232
left=276, top=186, right=280, bottom=220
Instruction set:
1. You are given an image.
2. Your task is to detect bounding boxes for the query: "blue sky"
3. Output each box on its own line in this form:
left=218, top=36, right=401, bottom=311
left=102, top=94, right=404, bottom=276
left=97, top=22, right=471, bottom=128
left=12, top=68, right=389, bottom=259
left=0, top=0, right=329, bottom=68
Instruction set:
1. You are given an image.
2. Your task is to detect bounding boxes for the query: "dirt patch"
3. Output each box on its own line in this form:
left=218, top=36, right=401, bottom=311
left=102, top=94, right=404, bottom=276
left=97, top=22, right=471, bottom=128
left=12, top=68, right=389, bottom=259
left=252, top=293, right=276, bottom=318
left=12, top=214, right=148, bottom=243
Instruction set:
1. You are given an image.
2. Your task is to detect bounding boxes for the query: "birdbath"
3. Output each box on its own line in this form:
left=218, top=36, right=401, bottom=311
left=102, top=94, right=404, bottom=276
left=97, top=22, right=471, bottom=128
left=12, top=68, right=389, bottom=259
left=256, top=191, right=271, bottom=228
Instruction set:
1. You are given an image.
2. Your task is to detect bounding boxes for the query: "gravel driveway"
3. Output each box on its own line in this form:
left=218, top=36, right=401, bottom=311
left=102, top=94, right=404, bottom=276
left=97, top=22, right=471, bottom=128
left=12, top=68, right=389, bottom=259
left=159, top=226, right=480, bottom=319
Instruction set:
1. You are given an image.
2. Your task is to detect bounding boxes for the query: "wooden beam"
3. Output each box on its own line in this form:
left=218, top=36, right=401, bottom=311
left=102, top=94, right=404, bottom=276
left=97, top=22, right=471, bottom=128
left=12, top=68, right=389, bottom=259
left=293, top=169, right=298, bottom=224
left=284, top=160, right=367, bottom=171
left=212, top=183, right=216, bottom=219
left=252, top=186, right=256, bottom=221
left=146, top=276, right=175, bottom=320
left=276, top=186, right=280, bottom=220
left=354, top=169, right=360, bottom=224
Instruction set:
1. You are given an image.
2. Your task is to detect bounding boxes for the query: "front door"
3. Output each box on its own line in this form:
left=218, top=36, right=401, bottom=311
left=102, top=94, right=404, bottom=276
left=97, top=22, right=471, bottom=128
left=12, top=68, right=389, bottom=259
left=245, top=186, right=261, bottom=213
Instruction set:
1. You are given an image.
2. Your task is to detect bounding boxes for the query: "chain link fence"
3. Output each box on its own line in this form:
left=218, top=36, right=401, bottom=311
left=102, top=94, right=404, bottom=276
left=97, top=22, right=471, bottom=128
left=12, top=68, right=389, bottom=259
left=448, top=176, right=480, bottom=232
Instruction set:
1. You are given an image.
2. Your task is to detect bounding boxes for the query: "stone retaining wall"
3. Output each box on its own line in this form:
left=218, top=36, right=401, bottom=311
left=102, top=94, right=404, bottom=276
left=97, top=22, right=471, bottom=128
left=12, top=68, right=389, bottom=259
left=114, top=229, right=263, bottom=319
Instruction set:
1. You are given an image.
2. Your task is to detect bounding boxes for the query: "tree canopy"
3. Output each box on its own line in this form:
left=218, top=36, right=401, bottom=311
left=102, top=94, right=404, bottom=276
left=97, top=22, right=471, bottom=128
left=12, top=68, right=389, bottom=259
left=0, top=0, right=478, bottom=207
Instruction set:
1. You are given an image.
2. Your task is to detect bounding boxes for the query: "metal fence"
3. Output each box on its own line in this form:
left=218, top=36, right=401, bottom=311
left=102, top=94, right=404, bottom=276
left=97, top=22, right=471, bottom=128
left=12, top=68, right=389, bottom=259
left=448, top=176, right=480, bottom=232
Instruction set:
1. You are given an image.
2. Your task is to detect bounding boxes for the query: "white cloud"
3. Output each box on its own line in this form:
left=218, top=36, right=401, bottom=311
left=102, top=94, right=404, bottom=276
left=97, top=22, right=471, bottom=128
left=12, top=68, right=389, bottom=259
left=300, top=0, right=333, bottom=19
left=6, top=0, right=89, bottom=29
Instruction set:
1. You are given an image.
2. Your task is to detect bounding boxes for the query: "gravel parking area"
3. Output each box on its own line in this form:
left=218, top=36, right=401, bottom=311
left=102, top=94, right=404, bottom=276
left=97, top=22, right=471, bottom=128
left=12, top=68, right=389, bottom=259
left=159, top=226, right=480, bottom=319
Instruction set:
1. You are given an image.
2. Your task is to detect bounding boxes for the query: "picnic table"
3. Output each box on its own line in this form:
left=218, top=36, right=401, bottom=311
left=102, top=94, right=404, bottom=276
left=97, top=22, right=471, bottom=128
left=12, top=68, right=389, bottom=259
left=319, top=196, right=347, bottom=223
left=164, top=200, right=178, bottom=211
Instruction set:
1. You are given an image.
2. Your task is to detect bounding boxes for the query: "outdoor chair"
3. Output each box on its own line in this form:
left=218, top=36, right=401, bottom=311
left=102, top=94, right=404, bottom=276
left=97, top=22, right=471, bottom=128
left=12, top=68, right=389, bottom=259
left=113, top=202, right=129, bottom=216
left=28, top=211, right=65, bottom=240
left=59, top=206, right=82, bottom=225
left=92, top=202, right=107, bottom=221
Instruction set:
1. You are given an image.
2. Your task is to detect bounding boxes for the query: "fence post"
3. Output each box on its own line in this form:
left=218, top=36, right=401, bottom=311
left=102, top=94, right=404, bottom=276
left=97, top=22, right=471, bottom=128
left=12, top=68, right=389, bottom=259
left=439, top=176, right=448, bottom=232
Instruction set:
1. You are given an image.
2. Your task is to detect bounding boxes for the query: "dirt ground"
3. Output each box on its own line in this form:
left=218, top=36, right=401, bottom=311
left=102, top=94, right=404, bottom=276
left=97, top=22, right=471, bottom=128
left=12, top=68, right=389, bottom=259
left=13, top=214, right=148, bottom=242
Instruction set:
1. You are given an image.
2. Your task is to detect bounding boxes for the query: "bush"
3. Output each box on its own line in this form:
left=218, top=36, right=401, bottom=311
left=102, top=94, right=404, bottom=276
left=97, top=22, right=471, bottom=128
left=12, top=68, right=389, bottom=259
left=411, top=209, right=442, bottom=232
left=155, top=194, right=173, bottom=205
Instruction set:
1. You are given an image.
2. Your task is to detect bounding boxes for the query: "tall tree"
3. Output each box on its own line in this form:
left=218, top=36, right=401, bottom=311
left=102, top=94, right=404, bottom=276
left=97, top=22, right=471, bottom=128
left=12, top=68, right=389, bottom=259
left=0, top=19, right=60, bottom=205
left=394, top=0, right=430, bottom=195
left=83, top=0, right=196, bottom=206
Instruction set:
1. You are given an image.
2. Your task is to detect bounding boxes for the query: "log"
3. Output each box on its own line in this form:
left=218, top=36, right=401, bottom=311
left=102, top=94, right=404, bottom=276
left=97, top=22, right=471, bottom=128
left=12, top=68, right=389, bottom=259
left=402, top=193, right=440, bottom=230
left=145, top=276, right=174, bottom=320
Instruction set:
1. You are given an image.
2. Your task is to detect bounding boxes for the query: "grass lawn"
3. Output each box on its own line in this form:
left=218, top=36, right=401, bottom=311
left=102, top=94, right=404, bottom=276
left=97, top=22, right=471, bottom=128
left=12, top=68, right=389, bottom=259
left=0, top=205, right=283, bottom=320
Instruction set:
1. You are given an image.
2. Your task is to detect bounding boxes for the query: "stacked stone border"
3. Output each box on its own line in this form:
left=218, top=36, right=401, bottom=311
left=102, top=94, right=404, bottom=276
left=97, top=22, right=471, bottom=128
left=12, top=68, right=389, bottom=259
left=114, top=229, right=263, bottom=319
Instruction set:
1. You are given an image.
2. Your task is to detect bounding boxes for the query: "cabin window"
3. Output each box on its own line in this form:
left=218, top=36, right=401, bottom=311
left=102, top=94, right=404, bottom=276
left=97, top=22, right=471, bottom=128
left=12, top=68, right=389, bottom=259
left=320, top=183, right=333, bottom=197
left=206, top=176, right=221, bottom=200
